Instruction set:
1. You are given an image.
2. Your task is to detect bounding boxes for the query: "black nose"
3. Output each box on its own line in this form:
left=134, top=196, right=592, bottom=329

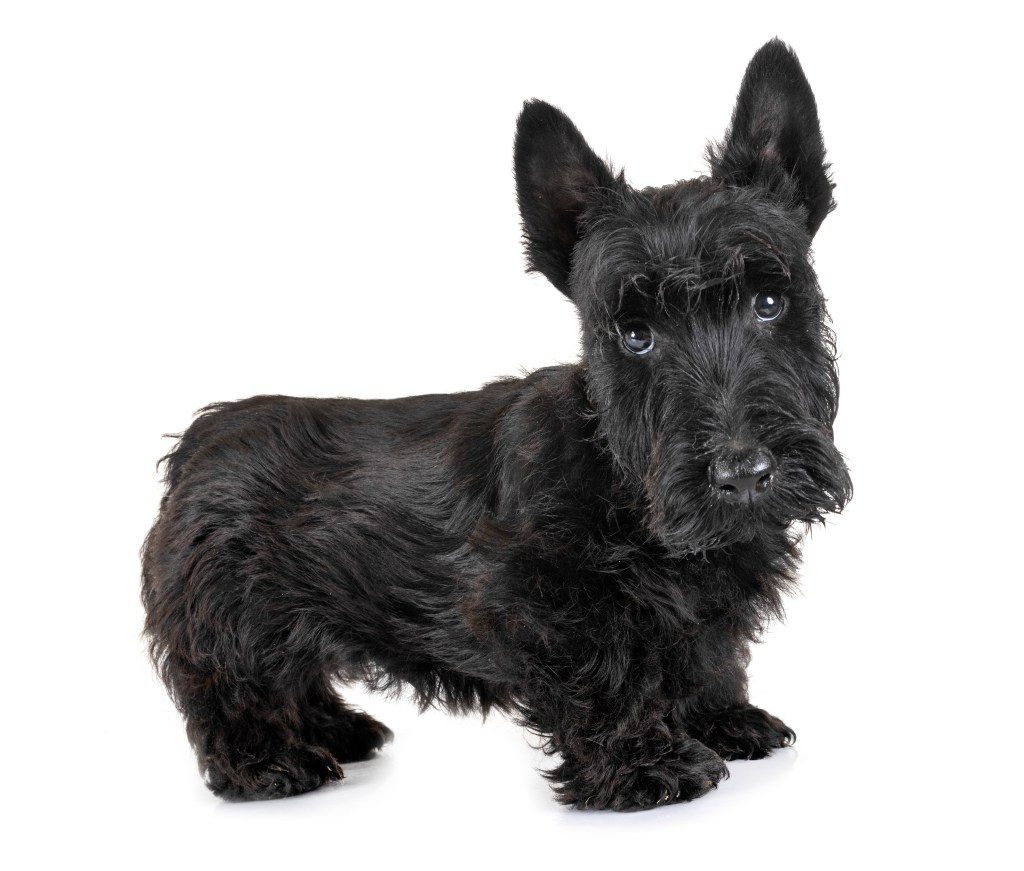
left=709, top=447, right=777, bottom=503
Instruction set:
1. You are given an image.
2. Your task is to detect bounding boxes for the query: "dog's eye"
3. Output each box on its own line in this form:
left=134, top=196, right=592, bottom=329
left=618, top=322, right=655, bottom=355
left=753, top=291, right=785, bottom=322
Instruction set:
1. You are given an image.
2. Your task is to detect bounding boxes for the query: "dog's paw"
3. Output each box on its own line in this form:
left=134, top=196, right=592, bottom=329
left=552, top=739, right=729, bottom=812
left=689, top=705, right=795, bottom=761
left=206, top=744, right=343, bottom=800
left=316, top=710, right=394, bottom=763
left=626, top=742, right=730, bottom=811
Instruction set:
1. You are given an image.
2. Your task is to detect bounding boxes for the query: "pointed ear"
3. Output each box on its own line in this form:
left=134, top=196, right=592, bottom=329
left=514, top=100, right=617, bottom=296
left=709, top=39, right=834, bottom=236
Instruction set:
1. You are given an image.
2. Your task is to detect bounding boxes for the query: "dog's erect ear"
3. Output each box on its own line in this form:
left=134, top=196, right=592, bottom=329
left=514, top=100, right=616, bottom=296
left=710, top=39, right=834, bottom=236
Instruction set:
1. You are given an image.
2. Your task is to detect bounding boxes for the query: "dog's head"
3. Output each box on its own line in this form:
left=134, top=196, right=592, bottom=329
left=514, top=39, right=851, bottom=555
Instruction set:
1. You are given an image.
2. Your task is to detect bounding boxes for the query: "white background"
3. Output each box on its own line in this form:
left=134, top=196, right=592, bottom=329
left=2, top=2, right=1021, bottom=868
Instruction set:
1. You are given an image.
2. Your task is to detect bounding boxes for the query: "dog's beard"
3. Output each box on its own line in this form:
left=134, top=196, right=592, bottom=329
left=648, top=471, right=774, bottom=556
left=647, top=425, right=851, bottom=558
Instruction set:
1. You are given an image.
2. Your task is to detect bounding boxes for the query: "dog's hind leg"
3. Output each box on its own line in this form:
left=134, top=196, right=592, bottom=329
left=298, top=677, right=394, bottom=764
left=160, top=653, right=340, bottom=800
left=144, top=558, right=392, bottom=799
left=141, top=416, right=394, bottom=799
left=157, top=651, right=391, bottom=800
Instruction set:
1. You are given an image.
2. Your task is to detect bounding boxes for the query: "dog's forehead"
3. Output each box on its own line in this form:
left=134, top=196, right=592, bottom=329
left=576, top=181, right=809, bottom=312
left=572, top=181, right=815, bottom=318
left=637, top=181, right=803, bottom=264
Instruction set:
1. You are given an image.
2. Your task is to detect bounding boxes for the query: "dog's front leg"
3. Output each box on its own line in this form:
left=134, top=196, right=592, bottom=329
left=669, top=648, right=796, bottom=762
left=523, top=687, right=728, bottom=811
left=684, top=703, right=796, bottom=761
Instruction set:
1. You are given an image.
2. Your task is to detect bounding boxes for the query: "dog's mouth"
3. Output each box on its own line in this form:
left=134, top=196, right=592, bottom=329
left=651, top=498, right=778, bottom=557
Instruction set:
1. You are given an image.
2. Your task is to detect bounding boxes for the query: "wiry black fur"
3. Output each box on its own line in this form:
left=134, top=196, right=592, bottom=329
left=142, top=39, right=850, bottom=811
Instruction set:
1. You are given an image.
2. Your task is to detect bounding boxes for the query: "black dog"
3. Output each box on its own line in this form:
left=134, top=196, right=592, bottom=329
left=142, top=39, right=850, bottom=810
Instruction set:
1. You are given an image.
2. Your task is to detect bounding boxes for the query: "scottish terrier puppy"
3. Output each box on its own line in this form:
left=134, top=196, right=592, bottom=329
left=142, top=39, right=850, bottom=810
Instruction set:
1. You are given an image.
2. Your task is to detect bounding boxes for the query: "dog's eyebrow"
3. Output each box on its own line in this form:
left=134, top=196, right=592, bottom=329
left=614, top=272, right=653, bottom=310
left=736, top=232, right=793, bottom=281
left=616, top=256, right=747, bottom=316
left=613, top=269, right=682, bottom=316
